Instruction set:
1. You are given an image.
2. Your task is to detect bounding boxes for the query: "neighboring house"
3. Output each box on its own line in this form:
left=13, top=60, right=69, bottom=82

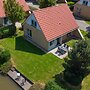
left=0, top=0, right=30, bottom=26
left=73, top=0, right=90, bottom=20
left=23, top=4, right=83, bottom=52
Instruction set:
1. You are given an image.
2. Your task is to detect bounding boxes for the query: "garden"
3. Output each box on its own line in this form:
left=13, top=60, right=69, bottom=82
left=0, top=28, right=90, bottom=90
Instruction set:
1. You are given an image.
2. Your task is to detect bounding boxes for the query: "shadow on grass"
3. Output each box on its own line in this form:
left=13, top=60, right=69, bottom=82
left=15, top=36, right=45, bottom=55
left=53, top=73, right=82, bottom=90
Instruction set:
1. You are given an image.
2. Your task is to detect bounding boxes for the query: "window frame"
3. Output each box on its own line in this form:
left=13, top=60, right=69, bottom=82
left=31, top=19, right=37, bottom=28
left=50, top=40, right=54, bottom=46
left=27, top=29, right=32, bottom=38
left=83, top=1, right=88, bottom=5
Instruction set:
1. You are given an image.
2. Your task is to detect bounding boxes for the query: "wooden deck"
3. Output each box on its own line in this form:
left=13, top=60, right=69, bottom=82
left=8, top=68, right=33, bottom=90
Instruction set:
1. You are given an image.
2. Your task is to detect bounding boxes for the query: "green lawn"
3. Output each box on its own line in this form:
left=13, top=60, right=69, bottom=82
left=66, top=39, right=78, bottom=48
left=0, top=29, right=90, bottom=89
left=81, top=75, right=90, bottom=90
left=86, top=21, right=90, bottom=25
left=0, top=34, right=64, bottom=83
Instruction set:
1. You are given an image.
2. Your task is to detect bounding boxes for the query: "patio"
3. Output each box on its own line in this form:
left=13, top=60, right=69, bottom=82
left=50, top=44, right=72, bottom=59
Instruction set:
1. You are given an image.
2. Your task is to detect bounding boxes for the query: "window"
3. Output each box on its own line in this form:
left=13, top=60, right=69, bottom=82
left=31, top=20, right=34, bottom=25
left=35, top=22, right=37, bottom=27
left=31, top=20, right=37, bottom=27
left=83, top=1, right=88, bottom=5
left=4, top=17, right=8, bottom=24
left=27, top=29, right=32, bottom=37
left=50, top=40, right=54, bottom=46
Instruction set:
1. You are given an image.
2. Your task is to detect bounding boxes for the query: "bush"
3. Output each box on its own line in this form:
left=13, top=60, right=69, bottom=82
left=0, top=47, right=12, bottom=74
left=45, top=81, right=64, bottom=90
left=67, top=2, right=75, bottom=6
left=0, top=60, right=12, bottom=74
left=0, top=25, right=16, bottom=39
left=64, top=71, right=82, bottom=86
left=0, top=48, right=11, bottom=65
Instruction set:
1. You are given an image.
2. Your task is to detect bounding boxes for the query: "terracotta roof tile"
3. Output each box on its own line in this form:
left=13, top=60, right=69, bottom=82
left=33, top=4, right=78, bottom=41
left=17, top=0, right=30, bottom=12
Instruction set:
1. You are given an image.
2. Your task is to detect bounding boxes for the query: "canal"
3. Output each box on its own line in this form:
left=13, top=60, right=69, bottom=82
left=0, top=75, right=22, bottom=90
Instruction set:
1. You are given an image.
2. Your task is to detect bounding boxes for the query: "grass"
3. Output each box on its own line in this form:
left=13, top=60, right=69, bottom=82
left=66, top=39, right=78, bottom=47
left=86, top=21, right=90, bottom=25
left=0, top=32, right=64, bottom=83
left=81, top=75, right=90, bottom=90
left=80, top=30, right=88, bottom=39
left=0, top=29, right=90, bottom=89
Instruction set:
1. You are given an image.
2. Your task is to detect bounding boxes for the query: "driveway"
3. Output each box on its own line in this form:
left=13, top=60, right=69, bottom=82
left=75, top=17, right=90, bottom=32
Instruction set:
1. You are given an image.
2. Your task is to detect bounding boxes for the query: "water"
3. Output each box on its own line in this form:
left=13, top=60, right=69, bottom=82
left=0, top=75, right=22, bottom=90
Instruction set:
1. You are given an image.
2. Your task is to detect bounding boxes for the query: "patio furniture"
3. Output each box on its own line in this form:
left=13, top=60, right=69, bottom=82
left=15, top=73, right=21, bottom=81
left=21, top=78, right=26, bottom=86
left=58, top=47, right=66, bottom=55
left=58, top=46, right=67, bottom=52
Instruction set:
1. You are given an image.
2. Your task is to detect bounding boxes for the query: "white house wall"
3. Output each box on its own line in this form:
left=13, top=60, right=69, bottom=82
left=26, top=14, right=41, bottom=30
left=79, top=0, right=90, bottom=6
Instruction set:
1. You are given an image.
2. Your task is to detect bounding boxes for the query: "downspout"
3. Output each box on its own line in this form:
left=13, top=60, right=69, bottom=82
left=78, top=29, right=85, bottom=40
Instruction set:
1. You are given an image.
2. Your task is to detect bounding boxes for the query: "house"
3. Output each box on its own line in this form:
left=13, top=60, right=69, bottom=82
left=0, top=0, right=30, bottom=26
left=73, top=0, right=90, bottom=20
left=23, top=4, right=83, bottom=52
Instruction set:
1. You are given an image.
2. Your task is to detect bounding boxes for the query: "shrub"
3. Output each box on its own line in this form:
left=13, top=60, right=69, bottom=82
left=67, top=2, right=75, bottom=6
left=0, top=48, right=11, bottom=65
left=45, top=81, right=64, bottom=90
left=0, top=47, right=12, bottom=74
left=0, top=60, right=12, bottom=74
left=0, top=25, right=16, bottom=39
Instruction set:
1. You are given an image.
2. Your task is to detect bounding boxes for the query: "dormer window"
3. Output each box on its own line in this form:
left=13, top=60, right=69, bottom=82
left=83, top=1, right=88, bottom=6
left=31, top=20, right=37, bottom=27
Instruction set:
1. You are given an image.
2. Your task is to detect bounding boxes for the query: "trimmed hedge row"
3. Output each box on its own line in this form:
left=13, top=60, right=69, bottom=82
left=0, top=25, right=16, bottom=39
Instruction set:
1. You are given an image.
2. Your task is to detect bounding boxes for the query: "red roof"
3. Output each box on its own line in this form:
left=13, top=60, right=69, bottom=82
left=0, top=0, right=6, bottom=17
left=16, top=0, right=30, bottom=12
left=33, top=4, right=78, bottom=41
left=0, top=0, right=29, bottom=17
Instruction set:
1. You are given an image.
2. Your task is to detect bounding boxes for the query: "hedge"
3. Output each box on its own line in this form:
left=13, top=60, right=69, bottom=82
left=0, top=25, right=16, bottom=39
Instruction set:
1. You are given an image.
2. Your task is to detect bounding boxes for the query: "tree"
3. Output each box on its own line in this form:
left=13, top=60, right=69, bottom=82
left=45, top=81, right=64, bottom=90
left=63, top=39, right=90, bottom=85
left=39, top=0, right=56, bottom=8
left=4, top=0, right=25, bottom=23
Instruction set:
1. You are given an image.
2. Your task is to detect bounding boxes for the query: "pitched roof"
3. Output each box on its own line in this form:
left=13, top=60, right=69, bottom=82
left=0, top=0, right=29, bottom=17
left=33, top=4, right=78, bottom=41
left=16, top=0, right=30, bottom=12
left=0, top=0, right=6, bottom=17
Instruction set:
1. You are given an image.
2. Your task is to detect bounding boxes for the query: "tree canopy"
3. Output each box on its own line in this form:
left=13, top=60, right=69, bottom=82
left=63, top=39, right=90, bottom=85
left=39, top=0, right=56, bottom=8
left=4, top=0, right=25, bottom=23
